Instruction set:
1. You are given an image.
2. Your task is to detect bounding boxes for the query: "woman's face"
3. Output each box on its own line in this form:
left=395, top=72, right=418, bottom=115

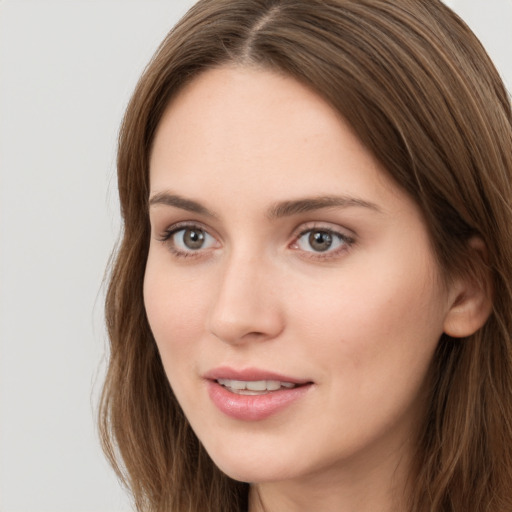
left=144, top=66, right=457, bottom=486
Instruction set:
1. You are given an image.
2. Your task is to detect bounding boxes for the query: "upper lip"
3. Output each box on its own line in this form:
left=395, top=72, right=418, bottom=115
left=203, top=366, right=311, bottom=384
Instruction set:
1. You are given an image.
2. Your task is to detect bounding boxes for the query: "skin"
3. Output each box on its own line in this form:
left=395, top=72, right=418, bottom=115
left=144, top=65, right=465, bottom=512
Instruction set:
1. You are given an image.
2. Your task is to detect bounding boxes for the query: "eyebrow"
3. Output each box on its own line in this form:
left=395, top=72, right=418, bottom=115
left=149, top=192, right=217, bottom=218
left=267, top=195, right=382, bottom=219
left=148, top=192, right=382, bottom=218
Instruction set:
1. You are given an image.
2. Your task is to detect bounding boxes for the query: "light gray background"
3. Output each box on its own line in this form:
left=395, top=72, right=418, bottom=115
left=0, top=1, right=510, bottom=511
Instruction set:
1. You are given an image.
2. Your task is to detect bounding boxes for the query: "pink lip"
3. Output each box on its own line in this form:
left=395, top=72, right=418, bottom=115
left=204, top=367, right=313, bottom=421
left=204, top=366, right=310, bottom=384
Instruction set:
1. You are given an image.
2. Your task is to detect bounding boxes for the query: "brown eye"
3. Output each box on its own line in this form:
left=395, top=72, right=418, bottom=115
left=294, top=227, right=352, bottom=256
left=308, top=231, right=333, bottom=252
left=164, top=225, right=218, bottom=255
left=182, top=228, right=206, bottom=249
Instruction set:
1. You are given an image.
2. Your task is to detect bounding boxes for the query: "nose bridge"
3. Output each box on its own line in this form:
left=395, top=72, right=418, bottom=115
left=207, top=247, right=283, bottom=344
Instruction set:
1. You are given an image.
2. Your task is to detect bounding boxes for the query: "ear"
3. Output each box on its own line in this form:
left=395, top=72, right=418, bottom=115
left=443, top=237, right=493, bottom=338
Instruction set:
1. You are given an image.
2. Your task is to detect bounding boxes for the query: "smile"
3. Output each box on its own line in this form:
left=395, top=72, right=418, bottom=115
left=216, top=379, right=297, bottom=394
left=205, top=369, right=313, bottom=421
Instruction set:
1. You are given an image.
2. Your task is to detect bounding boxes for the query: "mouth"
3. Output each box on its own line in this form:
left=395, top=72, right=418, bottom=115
left=216, top=378, right=300, bottom=395
left=204, top=368, right=313, bottom=421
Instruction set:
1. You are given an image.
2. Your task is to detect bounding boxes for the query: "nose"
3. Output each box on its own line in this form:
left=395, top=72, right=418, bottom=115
left=207, top=252, right=284, bottom=345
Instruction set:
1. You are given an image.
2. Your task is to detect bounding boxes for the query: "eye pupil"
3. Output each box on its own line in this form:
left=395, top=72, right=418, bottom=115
left=309, top=231, right=332, bottom=252
left=184, top=228, right=205, bottom=249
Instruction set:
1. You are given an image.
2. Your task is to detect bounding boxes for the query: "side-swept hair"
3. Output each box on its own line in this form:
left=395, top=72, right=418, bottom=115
left=99, top=1, right=512, bottom=511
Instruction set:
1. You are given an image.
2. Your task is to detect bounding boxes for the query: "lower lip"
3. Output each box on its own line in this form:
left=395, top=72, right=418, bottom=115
left=206, top=380, right=312, bottom=421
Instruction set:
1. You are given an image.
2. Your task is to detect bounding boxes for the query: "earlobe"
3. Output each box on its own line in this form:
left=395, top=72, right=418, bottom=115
left=443, top=238, right=493, bottom=338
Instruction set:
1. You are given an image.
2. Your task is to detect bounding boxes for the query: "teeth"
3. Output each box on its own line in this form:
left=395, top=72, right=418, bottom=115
left=227, top=380, right=246, bottom=390
left=247, top=380, right=269, bottom=391
left=217, top=379, right=297, bottom=393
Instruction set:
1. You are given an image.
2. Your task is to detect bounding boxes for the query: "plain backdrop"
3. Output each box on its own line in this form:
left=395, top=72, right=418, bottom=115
left=0, top=1, right=510, bottom=511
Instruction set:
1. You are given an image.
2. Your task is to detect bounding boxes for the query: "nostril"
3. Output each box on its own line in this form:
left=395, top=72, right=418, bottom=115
left=207, top=299, right=284, bottom=344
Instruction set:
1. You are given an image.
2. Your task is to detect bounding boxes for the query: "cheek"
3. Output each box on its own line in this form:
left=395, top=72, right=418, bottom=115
left=143, top=256, right=211, bottom=359
left=143, top=260, right=215, bottom=417
left=286, top=255, right=446, bottom=377
left=283, top=263, right=445, bottom=448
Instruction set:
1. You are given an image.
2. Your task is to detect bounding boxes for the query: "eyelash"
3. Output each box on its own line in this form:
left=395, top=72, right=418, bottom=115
left=291, top=223, right=355, bottom=261
left=157, top=221, right=355, bottom=261
left=157, top=221, right=217, bottom=259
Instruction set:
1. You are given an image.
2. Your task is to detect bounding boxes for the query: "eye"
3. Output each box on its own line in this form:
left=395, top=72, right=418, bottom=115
left=160, top=224, right=219, bottom=257
left=293, top=227, right=354, bottom=256
left=301, top=230, right=336, bottom=252
left=174, top=227, right=211, bottom=250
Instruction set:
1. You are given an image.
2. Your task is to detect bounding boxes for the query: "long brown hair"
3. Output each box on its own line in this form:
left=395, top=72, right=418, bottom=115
left=99, top=1, right=512, bottom=510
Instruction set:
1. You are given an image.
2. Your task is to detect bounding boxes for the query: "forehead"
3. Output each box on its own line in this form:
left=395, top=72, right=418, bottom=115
left=151, top=65, right=349, bottom=164
left=149, top=65, right=401, bottom=214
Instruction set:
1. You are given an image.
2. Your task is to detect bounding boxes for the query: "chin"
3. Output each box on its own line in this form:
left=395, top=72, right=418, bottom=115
left=216, top=463, right=288, bottom=484
left=207, top=446, right=296, bottom=484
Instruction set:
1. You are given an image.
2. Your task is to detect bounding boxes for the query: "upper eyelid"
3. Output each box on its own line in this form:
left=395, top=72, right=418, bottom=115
left=154, top=219, right=355, bottom=245
left=291, top=221, right=355, bottom=239
left=158, top=220, right=218, bottom=238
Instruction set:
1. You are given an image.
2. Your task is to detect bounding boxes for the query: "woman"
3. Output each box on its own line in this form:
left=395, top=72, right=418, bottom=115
left=99, top=1, right=512, bottom=511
